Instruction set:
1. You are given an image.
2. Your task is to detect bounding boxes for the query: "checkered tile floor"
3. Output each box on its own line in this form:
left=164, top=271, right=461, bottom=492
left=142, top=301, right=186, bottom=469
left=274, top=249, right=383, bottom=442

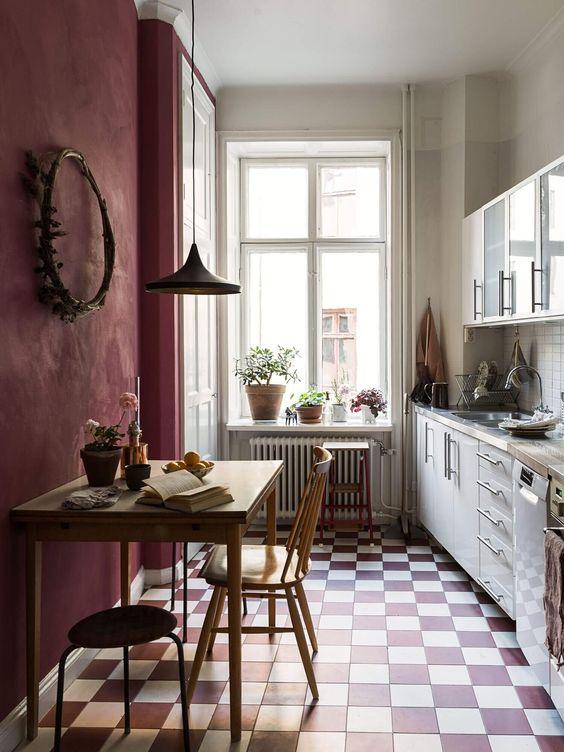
left=19, top=525, right=564, bottom=752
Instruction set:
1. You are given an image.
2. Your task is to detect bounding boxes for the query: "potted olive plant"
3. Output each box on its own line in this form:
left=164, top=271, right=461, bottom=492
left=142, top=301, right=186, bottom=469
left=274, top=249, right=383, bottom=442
left=235, top=346, right=298, bottom=422
left=80, top=393, right=137, bottom=486
left=292, top=389, right=326, bottom=424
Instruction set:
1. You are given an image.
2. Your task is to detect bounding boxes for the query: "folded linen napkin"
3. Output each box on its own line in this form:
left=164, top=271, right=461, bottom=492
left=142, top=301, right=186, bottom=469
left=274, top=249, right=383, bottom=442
left=544, top=529, right=564, bottom=669
left=63, top=486, right=122, bottom=510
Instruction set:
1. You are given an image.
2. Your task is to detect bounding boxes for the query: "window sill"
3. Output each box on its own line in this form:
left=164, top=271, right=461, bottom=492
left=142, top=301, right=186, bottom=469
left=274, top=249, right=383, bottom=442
left=225, top=418, right=393, bottom=433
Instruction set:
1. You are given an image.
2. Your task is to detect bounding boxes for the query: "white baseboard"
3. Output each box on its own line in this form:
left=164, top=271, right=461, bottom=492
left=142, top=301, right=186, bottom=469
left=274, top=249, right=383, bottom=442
left=0, top=566, right=145, bottom=752
left=144, top=542, right=204, bottom=586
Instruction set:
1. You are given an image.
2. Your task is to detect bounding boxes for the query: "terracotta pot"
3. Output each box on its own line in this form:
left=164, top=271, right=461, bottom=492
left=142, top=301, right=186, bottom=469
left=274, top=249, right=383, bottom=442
left=245, top=384, right=286, bottom=422
left=295, top=405, right=323, bottom=424
left=80, top=448, right=122, bottom=487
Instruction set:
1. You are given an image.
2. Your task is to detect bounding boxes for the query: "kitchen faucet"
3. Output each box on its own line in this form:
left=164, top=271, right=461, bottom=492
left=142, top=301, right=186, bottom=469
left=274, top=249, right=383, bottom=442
left=504, top=365, right=548, bottom=412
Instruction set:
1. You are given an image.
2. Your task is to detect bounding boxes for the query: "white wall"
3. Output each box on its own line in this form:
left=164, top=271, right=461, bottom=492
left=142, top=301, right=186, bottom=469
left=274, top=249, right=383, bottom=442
left=217, top=84, right=402, bottom=131
left=499, top=21, right=564, bottom=191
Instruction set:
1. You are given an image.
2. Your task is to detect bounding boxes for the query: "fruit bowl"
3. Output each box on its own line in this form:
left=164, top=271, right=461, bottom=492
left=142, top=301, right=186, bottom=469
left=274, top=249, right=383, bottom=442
left=161, top=452, right=214, bottom=479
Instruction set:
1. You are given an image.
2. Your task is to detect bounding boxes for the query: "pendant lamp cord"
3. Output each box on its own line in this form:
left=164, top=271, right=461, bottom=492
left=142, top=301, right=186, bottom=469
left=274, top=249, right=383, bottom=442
left=191, top=0, right=196, bottom=246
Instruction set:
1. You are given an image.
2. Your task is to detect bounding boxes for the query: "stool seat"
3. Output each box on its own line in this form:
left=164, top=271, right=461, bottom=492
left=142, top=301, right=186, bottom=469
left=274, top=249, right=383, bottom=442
left=68, top=605, right=177, bottom=649
left=322, top=441, right=369, bottom=451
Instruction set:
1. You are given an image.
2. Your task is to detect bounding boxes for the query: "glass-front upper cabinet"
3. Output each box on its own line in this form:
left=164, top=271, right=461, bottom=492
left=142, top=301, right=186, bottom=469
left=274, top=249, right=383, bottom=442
left=509, top=180, right=537, bottom=316
left=541, top=160, right=564, bottom=312
left=483, top=198, right=506, bottom=318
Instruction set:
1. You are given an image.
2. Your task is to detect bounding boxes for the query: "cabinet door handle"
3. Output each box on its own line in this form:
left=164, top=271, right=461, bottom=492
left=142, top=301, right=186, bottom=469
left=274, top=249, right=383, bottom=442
left=477, top=507, right=502, bottom=526
left=447, top=436, right=456, bottom=480
left=443, top=432, right=448, bottom=478
left=531, top=261, right=542, bottom=312
left=473, top=279, right=482, bottom=320
left=477, top=535, right=503, bottom=556
left=424, top=423, right=433, bottom=462
left=476, top=451, right=501, bottom=466
left=477, top=479, right=501, bottom=496
left=498, top=270, right=512, bottom=315
left=476, top=577, right=503, bottom=602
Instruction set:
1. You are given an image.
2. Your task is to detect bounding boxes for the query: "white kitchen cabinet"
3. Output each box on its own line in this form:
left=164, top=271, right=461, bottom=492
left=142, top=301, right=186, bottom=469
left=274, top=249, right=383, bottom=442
left=452, top=430, right=479, bottom=580
left=509, top=179, right=538, bottom=317
left=461, top=152, right=564, bottom=328
left=483, top=197, right=507, bottom=320
left=417, top=415, right=478, bottom=569
left=416, top=413, right=436, bottom=532
left=434, top=423, right=454, bottom=552
left=540, top=159, right=564, bottom=314
left=462, top=209, right=484, bottom=326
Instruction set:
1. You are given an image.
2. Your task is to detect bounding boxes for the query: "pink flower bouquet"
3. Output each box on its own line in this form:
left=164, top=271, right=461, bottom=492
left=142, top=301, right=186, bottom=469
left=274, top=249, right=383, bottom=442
left=350, top=388, right=387, bottom=418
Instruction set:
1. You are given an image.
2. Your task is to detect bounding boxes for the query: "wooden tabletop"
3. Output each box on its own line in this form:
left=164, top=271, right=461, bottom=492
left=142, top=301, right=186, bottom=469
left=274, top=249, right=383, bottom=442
left=11, top=460, right=284, bottom=525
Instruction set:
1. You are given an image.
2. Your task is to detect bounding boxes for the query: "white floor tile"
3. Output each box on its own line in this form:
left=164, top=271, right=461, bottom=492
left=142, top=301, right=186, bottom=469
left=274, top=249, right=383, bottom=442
left=436, top=707, right=485, bottom=734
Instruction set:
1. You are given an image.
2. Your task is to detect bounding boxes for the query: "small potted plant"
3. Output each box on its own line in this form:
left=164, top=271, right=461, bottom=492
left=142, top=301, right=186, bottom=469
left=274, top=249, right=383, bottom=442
left=235, top=346, right=298, bottom=422
left=81, top=393, right=138, bottom=486
left=292, top=388, right=327, bottom=424
left=330, top=370, right=351, bottom=422
left=350, top=388, right=387, bottom=424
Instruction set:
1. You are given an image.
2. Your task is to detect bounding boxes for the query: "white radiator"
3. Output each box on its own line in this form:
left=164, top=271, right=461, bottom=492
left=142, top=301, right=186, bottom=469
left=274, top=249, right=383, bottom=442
left=249, top=436, right=381, bottom=518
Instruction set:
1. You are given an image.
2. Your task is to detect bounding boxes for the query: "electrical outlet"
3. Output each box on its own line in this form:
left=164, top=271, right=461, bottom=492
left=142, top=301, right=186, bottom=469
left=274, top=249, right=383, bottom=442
left=464, top=327, right=475, bottom=343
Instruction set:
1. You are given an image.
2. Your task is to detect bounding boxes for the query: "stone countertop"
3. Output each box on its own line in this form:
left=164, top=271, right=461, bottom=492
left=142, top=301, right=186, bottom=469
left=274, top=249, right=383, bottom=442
left=414, top=403, right=564, bottom=483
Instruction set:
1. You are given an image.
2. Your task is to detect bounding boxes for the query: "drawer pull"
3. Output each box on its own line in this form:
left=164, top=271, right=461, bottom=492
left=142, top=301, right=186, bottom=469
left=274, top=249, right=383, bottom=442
left=477, top=507, right=502, bottom=526
left=477, top=451, right=502, bottom=466
left=477, top=479, right=501, bottom=496
left=477, top=534, right=503, bottom=556
left=477, top=577, right=503, bottom=602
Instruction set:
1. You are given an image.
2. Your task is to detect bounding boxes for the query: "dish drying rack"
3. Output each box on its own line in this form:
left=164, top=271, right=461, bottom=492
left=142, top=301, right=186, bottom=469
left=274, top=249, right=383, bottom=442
left=455, top=373, right=519, bottom=410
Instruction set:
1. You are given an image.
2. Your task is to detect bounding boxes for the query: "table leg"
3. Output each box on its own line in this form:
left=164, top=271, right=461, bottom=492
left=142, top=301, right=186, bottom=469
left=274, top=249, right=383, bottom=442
left=226, top=524, right=242, bottom=742
left=26, top=530, right=41, bottom=740
left=120, top=542, right=131, bottom=606
left=266, top=486, right=277, bottom=629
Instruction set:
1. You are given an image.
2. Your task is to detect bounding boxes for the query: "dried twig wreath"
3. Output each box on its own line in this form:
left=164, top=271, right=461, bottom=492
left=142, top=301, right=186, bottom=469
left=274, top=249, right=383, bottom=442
left=22, top=148, right=116, bottom=323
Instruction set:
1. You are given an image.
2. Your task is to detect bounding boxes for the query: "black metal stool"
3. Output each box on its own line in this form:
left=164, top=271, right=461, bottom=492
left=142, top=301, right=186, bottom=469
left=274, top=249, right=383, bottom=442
left=54, top=605, right=189, bottom=751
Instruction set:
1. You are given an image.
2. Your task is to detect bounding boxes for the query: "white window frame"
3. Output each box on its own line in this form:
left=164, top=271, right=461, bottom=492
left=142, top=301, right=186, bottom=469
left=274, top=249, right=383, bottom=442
left=316, top=159, right=387, bottom=242
left=238, top=157, right=388, bottom=418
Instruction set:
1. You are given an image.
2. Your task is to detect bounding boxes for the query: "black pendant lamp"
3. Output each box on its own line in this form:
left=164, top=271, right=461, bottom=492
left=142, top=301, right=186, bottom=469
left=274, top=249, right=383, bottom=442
left=145, top=0, right=240, bottom=296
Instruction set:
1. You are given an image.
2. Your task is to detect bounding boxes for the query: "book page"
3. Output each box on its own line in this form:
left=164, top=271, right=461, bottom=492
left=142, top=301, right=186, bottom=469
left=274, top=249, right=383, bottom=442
left=142, top=470, right=203, bottom=501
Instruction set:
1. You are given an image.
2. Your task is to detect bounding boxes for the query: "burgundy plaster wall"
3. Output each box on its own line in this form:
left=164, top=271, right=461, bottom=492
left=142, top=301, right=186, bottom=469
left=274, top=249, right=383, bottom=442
left=0, top=0, right=139, bottom=719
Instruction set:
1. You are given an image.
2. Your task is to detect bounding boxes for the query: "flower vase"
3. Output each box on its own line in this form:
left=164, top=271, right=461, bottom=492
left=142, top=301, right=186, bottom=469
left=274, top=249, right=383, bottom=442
left=361, top=405, right=377, bottom=425
left=331, top=404, right=347, bottom=422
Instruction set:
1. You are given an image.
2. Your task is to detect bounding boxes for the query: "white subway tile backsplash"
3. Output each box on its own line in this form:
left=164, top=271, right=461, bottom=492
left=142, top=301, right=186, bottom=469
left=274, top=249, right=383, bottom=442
left=502, top=323, right=564, bottom=413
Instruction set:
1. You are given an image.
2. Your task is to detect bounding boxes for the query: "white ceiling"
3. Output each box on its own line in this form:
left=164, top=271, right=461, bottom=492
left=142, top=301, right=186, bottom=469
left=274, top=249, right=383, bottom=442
left=186, top=0, right=564, bottom=87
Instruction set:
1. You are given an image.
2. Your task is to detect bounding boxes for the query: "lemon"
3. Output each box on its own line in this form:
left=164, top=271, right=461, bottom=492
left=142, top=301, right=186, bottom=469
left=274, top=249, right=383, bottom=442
left=166, top=461, right=183, bottom=472
left=184, top=451, right=201, bottom=467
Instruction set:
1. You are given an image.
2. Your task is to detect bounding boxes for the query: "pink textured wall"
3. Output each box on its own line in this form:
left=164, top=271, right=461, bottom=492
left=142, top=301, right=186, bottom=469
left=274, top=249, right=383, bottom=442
left=0, top=0, right=139, bottom=719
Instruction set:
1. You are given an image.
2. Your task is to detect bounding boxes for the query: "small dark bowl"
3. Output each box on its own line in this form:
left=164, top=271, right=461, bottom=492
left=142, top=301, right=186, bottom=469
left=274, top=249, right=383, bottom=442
left=125, top=463, right=151, bottom=491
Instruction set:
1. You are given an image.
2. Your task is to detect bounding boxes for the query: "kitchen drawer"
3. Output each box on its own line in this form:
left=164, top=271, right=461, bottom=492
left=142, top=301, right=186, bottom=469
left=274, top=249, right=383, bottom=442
left=476, top=571, right=515, bottom=618
left=478, top=532, right=514, bottom=617
left=478, top=501, right=513, bottom=548
left=477, top=443, right=512, bottom=487
left=477, top=467, right=512, bottom=514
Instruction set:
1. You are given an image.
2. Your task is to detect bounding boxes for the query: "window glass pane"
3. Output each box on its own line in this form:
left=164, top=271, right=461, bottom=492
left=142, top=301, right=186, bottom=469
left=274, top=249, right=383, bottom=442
left=319, top=164, right=381, bottom=239
left=320, top=250, right=384, bottom=397
left=247, top=165, right=308, bottom=238
left=247, top=249, right=308, bottom=409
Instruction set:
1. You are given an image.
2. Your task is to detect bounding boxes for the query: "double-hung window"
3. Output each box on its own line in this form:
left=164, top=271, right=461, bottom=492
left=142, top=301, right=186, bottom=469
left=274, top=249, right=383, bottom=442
left=240, top=157, right=387, bottom=413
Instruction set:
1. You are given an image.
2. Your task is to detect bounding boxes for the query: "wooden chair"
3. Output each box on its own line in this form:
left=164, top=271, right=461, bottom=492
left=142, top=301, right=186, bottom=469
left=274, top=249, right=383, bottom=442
left=53, top=606, right=189, bottom=751
left=186, top=446, right=332, bottom=702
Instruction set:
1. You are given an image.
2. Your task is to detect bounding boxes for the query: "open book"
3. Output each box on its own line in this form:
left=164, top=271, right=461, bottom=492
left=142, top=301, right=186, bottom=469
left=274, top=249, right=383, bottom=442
left=137, top=470, right=233, bottom=513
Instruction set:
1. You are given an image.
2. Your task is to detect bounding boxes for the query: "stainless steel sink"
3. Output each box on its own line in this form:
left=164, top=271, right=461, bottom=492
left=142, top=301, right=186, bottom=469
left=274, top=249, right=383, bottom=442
left=451, top=411, right=531, bottom=427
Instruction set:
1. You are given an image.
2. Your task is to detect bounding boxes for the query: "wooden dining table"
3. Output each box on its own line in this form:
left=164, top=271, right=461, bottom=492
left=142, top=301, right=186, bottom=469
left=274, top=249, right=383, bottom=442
left=11, top=458, right=283, bottom=743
